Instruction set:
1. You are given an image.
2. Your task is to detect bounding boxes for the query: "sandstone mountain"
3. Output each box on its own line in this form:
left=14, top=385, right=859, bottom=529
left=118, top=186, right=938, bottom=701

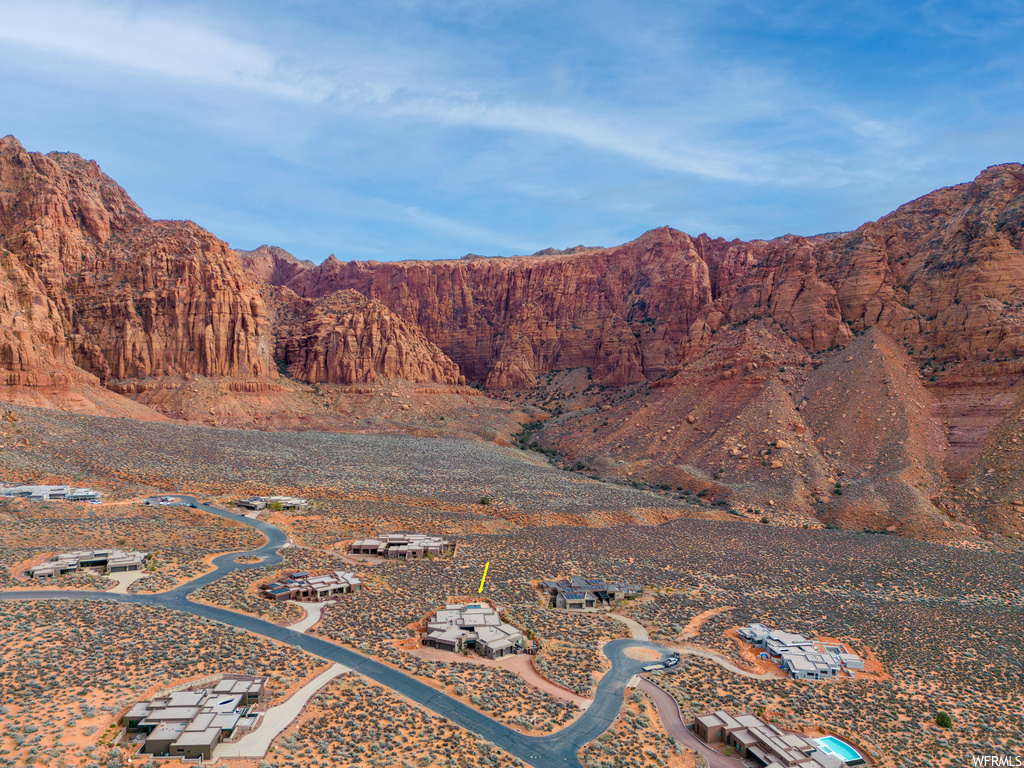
left=272, top=164, right=1024, bottom=400
left=0, top=136, right=465, bottom=412
left=2, top=134, right=1023, bottom=542
left=256, top=163, right=1024, bottom=540
left=0, top=135, right=274, bottom=386
left=265, top=286, right=464, bottom=386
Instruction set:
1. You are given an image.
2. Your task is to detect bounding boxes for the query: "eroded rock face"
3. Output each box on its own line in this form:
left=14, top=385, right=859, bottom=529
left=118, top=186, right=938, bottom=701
left=0, top=135, right=275, bottom=383
left=267, top=287, right=464, bottom=386
left=285, top=228, right=715, bottom=388
left=280, top=165, right=1024, bottom=393
left=235, top=245, right=314, bottom=286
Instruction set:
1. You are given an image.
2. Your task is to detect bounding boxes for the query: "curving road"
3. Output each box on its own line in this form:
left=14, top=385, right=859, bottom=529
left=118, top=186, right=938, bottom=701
left=0, top=495, right=680, bottom=768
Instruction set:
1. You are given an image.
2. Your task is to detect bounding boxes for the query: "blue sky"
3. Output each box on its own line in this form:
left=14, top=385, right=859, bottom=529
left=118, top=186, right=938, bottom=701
left=2, top=0, right=1022, bottom=262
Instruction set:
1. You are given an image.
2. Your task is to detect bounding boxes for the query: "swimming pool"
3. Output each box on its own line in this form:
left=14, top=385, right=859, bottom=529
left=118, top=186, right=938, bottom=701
left=815, top=736, right=865, bottom=764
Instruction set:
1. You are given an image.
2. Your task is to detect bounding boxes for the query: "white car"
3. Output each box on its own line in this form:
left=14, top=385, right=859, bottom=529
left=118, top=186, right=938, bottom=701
left=87, top=499, right=102, bottom=504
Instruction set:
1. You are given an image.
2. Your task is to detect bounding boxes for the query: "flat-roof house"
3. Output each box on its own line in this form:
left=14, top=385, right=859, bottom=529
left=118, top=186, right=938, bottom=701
left=29, top=548, right=149, bottom=579
left=423, top=603, right=524, bottom=659
left=259, top=570, right=362, bottom=602
left=541, top=576, right=643, bottom=610
left=1, top=484, right=101, bottom=502
left=555, top=590, right=595, bottom=610
left=124, top=675, right=266, bottom=761
left=738, top=623, right=772, bottom=644
left=737, top=623, right=865, bottom=680
left=348, top=532, right=454, bottom=559
left=695, top=710, right=850, bottom=768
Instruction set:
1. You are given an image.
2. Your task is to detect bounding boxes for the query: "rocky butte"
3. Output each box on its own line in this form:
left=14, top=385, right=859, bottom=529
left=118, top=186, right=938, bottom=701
left=0, top=135, right=461, bottom=400
left=1, top=134, right=1023, bottom=542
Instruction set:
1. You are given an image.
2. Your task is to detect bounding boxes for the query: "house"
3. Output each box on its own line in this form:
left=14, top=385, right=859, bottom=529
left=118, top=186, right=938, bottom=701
left=348, top=532, right=454, bottom=559
left=737, top=623, right=865, bottom=680
left=29, top=548, right=149, bottom=579
left=237, top=495, right=307, bottom=511
left=738, top=623, right=772, bottom=644
left=555, top=590, right=595, bottom=610
left=123, top=675, right=266, bottom=761
left=0, top=484, right=101, bottom=502
left=423, top=603, right=524, bottom=659
left=541, top=576, right=643, bottom=610
left=259, top=570, right=362, bottom=602
left=694, top=710, right=854, bottom=768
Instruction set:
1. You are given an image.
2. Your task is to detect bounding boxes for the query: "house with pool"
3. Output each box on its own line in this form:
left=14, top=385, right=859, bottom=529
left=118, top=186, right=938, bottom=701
left=694, top=710, right=866, bottom=767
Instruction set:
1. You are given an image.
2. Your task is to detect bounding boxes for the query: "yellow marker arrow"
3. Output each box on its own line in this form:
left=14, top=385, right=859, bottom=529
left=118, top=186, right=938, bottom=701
left=478, top=561, right=490, bottom=593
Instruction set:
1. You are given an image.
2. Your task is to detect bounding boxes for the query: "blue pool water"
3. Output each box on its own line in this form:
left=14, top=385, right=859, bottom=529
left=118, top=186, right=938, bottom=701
left=815, top=736, right=864, bottom=764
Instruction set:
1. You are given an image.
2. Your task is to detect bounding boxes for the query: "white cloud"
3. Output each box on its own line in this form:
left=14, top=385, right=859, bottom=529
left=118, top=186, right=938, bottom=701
left=0, top=0, right=916, bottom=190
left=0, top=0, right=327, bottom=99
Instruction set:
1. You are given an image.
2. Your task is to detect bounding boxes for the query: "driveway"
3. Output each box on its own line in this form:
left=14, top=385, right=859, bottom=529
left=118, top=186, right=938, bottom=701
left=636, top=678, right=746, bottom=768
left=0, top=495, right=681, bottom=768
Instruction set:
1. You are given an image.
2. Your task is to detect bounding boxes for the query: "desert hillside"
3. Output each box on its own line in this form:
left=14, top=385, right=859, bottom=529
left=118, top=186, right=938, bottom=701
left=2, top=135, right=1022, bottom=541
left=0, top=136, right=469, bottom=425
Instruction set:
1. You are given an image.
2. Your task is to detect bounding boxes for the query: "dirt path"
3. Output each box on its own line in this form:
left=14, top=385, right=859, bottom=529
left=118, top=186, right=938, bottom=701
left=679, top=606, right=735, bottom=639
left=406, top=646, right=593, bottom=708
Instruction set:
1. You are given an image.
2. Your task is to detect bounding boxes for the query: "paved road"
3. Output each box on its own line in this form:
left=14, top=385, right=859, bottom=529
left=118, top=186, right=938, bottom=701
left=0, top=495, right=681, bottom=768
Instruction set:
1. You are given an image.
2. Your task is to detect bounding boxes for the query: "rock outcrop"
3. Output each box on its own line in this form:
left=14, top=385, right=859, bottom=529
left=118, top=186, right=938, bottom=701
left=0, top=138, right=462, bottom=392
left=278, top=164, right=1024, bottom=398
left=267, top=287, right=464, bottom=386
left=0, top=135, right=275, bottom=383
left=235, top=245, right=314, bottom=286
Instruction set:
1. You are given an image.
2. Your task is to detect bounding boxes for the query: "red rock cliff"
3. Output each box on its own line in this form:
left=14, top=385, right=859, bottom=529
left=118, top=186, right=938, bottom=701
left=0, top=135, right=275, bottom=383
left=267, top=286, right=464, bottom=386
left=279, top=164, right=1024, bottom=391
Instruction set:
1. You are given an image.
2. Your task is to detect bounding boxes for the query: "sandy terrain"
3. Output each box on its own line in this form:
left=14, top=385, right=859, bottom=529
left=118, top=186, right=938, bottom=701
left=405, top=644, right=593, bottom=708
left=222, top=675, right=521, bottom=768
left=680, top=605, right=736, bottom=638
left=624, top=647, right=662, bottom=661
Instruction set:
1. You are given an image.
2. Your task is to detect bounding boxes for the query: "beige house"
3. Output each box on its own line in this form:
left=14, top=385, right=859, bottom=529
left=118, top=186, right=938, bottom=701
left=29, top=548, right=149, bottom=578
left=260, top=570, right=362, bottom=602
left=423, top=603, right=524, bottom=659
left=123, top=676, right=265, bottom=761
left=349, top=532, right=454, bottom=559
left=694, top=710, right=861, bottom=768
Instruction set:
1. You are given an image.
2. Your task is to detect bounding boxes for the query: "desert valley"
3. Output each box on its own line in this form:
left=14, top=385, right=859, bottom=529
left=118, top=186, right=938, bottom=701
left=0, top=134, right=1021, bottom=768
